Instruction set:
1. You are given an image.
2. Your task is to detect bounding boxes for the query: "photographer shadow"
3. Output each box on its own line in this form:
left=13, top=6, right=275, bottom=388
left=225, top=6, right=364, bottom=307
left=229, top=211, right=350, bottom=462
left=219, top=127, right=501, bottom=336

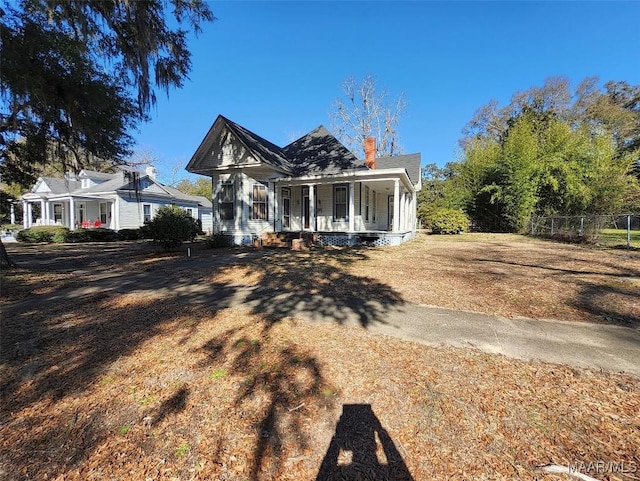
left=315, top=404, right=414, bottom=481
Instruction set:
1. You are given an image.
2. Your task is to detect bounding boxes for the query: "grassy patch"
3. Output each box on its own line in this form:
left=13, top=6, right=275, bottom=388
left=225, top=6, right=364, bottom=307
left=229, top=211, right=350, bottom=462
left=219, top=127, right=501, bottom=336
left=208, top=368, right=227, bottom=380
left=599, top=228, right=640, bottom=247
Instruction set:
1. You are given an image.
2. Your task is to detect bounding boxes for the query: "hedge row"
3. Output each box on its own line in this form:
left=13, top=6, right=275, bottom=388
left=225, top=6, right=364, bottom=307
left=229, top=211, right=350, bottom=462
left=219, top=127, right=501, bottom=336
left=15, top=226, right=143, bottom=243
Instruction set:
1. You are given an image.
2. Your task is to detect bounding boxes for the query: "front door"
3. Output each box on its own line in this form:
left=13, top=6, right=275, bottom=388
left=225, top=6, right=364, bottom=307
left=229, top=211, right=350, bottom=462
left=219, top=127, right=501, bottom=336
left=302, top=186, right=310, bottom=229
left=388, top=196, right=394, bottom=231
left=282, top=188, right=291, bottom=229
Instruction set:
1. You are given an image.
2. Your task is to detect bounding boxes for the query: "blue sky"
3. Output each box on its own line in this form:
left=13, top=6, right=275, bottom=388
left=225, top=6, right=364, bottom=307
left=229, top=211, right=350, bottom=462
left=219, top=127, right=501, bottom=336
left=134, top=1, right=640, bottom=183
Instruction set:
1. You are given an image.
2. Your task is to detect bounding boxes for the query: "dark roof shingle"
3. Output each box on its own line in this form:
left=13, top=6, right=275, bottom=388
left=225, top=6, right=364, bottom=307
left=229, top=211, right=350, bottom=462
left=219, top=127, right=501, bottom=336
left=283, top=126, right=366, bottom=176
left=374, top=153, right=422, bottom=185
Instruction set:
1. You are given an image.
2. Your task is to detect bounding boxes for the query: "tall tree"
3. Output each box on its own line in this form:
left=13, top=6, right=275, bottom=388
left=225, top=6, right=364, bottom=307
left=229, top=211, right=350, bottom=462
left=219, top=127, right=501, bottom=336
left=331, top=75, right=406, bottom=158
left=174, top=177, right=213, bottom=201
left=0, top=0, right=215, bottom=266
left=1, top=0, right=214, bottom=176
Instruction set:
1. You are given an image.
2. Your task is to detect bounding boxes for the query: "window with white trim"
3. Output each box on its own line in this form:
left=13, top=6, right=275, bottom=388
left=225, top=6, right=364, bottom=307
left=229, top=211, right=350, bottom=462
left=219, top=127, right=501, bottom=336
left=53, top=203, right=63, bottom=223
left=185, top=208, right=193, bottom=218
left=252, top=184, right=268, bottom=220
left=333, top=184, right=348, bottom=221
left=99, top=202, right=108, bottom=224
left=219, top=182, right=235, bottom=220
left=143, top=204, right=152, bottom=223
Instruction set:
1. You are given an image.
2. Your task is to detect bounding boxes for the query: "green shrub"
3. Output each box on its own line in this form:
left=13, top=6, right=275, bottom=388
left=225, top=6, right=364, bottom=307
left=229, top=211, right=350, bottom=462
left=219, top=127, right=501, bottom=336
left=67, top=228, right=119, bottom=243
left=118, top=228, right=143, bottom=241
left=143, top=206, right=200, bottom=250
left=429, top=208, right=469, bottom=234
left=205, top=233, right=234, bottom=248
left=1, top=224, right=22, bottom=233
left=16, top=226, right=70, bottom=243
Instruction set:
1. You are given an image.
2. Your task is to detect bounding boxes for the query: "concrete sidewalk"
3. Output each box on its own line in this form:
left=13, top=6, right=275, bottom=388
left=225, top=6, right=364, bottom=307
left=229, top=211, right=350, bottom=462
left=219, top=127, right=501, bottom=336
left=246, top=292, right=640, bottom=378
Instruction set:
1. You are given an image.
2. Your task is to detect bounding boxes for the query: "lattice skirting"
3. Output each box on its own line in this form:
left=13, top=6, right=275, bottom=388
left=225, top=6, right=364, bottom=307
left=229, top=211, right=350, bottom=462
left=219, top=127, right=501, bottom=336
left=230, top=232, right=415, bottom=247
left=314, top=231, right=415, bottom=247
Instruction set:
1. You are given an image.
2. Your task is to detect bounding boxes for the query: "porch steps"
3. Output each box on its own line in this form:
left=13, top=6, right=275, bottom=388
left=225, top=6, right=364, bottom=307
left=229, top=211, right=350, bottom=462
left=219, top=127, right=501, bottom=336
left=260, top=232, right=315, bottom=249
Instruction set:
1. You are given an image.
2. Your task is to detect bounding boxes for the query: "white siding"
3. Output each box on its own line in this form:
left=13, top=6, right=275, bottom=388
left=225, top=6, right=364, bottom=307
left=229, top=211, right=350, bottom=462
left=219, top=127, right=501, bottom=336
left=118, top=197, right=148, bottom=229
left=213, top=172, right=274, bottom=237
left=116, top=196, right=201, bottom=230
left=35, top=180, right=52, bottom=193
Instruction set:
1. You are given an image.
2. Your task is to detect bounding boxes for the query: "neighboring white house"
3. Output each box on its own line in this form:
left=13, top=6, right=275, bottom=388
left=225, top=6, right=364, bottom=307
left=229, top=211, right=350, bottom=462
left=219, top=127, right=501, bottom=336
left=186, top=115, right=422, bottom=246
left=21, top=167, right=213, bottom=232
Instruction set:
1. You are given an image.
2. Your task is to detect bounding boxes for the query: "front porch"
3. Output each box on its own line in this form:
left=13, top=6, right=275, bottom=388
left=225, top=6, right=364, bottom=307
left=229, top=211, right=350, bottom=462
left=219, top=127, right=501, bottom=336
left=272, top=174, right=417, bottom=237
left=22, top=197, right=116, bottom=230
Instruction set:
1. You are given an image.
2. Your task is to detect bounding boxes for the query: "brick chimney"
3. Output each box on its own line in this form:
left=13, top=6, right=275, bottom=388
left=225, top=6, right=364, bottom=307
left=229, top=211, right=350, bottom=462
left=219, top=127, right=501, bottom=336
left=364, top=137, right=376, bottom=170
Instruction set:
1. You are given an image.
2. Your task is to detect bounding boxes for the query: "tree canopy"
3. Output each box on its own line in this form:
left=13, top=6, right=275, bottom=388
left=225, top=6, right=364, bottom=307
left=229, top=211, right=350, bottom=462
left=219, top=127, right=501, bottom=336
left=420, top=77, right=640, bottom=233
left=0, top=0, right=214, bottom=186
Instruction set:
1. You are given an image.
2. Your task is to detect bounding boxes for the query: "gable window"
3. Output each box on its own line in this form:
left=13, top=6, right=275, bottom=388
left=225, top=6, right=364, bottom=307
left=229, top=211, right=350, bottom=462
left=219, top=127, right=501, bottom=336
left=252, top=184, right=268, bottom=220
left=219, top=182, right=235, bottom=220
left=333, top=184, right=349, bottom=221
left=364, top=186, right=370, bottom=222
left=143, top=204, right=152, bottom=223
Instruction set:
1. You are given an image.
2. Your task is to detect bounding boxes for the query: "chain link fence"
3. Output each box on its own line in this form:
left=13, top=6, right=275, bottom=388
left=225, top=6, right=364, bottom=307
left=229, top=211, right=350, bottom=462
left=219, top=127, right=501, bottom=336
left=529, top=214, right=640, bottom=248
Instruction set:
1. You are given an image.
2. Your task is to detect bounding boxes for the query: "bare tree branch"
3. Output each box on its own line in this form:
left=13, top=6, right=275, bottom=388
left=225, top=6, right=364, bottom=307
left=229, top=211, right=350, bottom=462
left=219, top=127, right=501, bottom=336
left=331, top=75, right=406, bottom=158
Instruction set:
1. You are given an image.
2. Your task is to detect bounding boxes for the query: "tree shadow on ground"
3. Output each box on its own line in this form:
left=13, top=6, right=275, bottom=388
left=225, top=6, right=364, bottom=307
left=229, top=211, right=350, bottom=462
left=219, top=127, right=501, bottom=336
left=315, top=404, right=414, bottom=481
left=196, top=318, right=337, bottom=479
left=572, top=282, right=639, bottom=329
left=0, top=243, right=404, bottom=479
left=422, top=246, right=639, bottom=327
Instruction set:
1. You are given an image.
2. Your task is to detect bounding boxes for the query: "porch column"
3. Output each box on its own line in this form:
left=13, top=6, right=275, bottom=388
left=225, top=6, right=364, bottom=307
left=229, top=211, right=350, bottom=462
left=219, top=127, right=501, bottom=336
left=112, top=197, right=119, bottom=231
left=348, top=181, right=355, bottom=232
left=109, top=201, right=115, bottom=229
left=10, top=203, right=16, bottom=225
left=235, top=177, right=242, bottom=233
left=308, top=183, right=315, bottom=231
left=402, top=192, right=411, bottom=231
left=212, top=174, right=220, bottom=234
left=69, top=197, right=76, bottom=230
left=39, top=199, right=45, bottom=225
left=392, top=180, right=400, bottom=232
left=45, top=200, right=51, bottom=225
left=412, top=193, right=417, bottom=230
left=272, top=182, right=278, bottom=232
left=22, top=201, right=29, bottom=229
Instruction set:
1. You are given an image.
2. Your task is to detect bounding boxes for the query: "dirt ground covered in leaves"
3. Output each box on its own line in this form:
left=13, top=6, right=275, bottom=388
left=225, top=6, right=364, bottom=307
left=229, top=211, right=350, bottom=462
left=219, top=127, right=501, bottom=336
left=1, top=234, right=639, bottom=480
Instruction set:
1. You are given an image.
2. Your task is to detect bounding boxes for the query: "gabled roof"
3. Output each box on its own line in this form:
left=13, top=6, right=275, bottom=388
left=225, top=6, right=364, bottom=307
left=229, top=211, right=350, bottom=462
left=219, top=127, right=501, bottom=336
left=24, top=170, right=212, bottom=208
left=163, top=184, right=212, bottom=208
left=78, top=169, right=114, bottom=181
left=80, top=172, right=126, bottom=194
left=221, top=116, right=292, bottom=173
left=35, top=177, right=81, bottom=194
left=283, top=126, right=366, bottom=176
left=186, top=115, right=370, bottom=177
left=374, top=153, right=422, bottom=185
